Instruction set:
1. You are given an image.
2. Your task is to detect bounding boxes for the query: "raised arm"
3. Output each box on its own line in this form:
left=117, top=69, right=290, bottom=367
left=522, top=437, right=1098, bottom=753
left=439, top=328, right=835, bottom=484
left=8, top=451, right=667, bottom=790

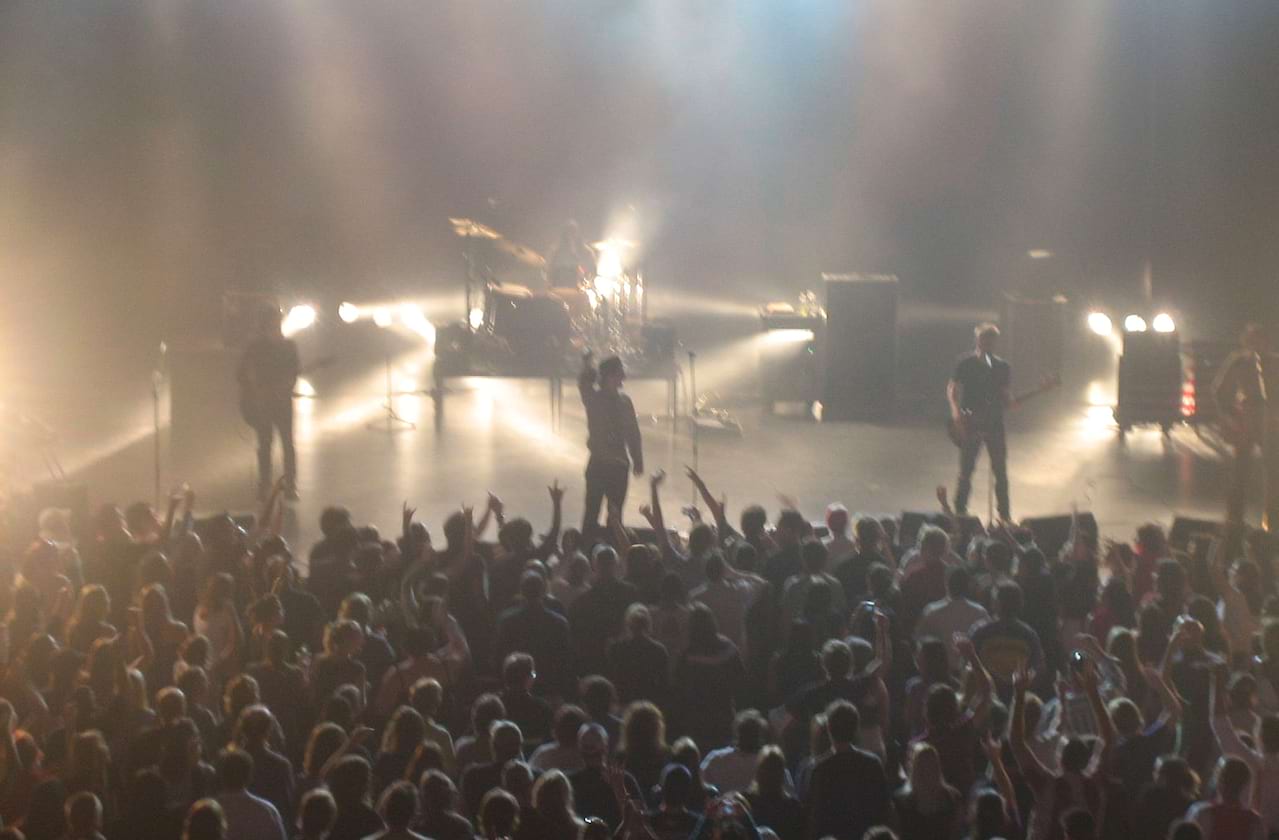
left=578, top=351, right=597, bottom=403
left=1160, top=620, right=1188, bottom=685
left=1080, top=658, right=1115, bottom=756
left=534, top=481, right=565, bottom=560
left=1010, top=664, right=1051, bottom=781
left=982, top=735, right=1023, bottom=831
left=1210, top=662, right=1260, bottom=763
left=686, top=466, right=733, bottom=541
left=640, top=471, right=680, bottom=562
left=1142, top=662, right=1183, bottom=729
left=956, top=633, right=993, bottom=725
left=472, top=493, right=502, bottom=540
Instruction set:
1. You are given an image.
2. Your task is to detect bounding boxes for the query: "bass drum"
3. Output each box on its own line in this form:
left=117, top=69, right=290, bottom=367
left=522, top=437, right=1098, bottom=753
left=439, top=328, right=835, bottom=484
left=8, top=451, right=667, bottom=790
left=488, top=287, right=572, bottom=372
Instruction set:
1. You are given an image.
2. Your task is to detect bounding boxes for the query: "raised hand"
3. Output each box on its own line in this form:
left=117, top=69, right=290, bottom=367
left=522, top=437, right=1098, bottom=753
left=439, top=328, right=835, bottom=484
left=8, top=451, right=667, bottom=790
left=650, top=469, right=666, bottom=488
left=980, top=734, right=1002, bottom=762
left=638, top=504, right=656, bottom=525
left=952, top=633, right=976, bottom=660
left=486, top=493, right=504, bottom=516
left=1079, top=657, right=1100, bottom=693
left=402, top=502, right=416, bottom=531
left=548, top=480, right=565, bottom=504
left=1012, top=663, right=1035, bottom=694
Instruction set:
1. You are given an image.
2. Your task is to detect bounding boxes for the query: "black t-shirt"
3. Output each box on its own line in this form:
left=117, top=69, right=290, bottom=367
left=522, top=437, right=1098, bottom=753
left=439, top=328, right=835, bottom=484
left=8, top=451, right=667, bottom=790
left=1113, top=720, right=1176, bottom=795
left=952, top=352, right=1011, bottom=421
left=239, top=336, right=300, bottom=400
left=806, top=747, right=891, bottom=840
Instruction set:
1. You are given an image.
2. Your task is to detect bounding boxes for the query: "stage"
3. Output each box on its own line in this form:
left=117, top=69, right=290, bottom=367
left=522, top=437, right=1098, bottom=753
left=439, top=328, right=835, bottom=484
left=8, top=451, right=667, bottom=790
left=8, top=300, right=1255, bottom=566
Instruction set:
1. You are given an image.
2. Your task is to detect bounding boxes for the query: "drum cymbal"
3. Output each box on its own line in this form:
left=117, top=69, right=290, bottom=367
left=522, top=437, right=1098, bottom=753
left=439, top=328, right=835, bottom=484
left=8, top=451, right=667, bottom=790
left=591, top=238, right=639, bottom=251
left=492, top=238, right=546, bottom=268
left=449, top=217, right=501, bottom=239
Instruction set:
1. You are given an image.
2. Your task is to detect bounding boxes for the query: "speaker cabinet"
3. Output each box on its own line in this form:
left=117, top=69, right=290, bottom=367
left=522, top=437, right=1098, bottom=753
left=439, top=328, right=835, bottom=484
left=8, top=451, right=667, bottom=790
left=1022, top=512, right=1098, bottom=560
left=1117, top=331, right=1182, bottom=431
left=168, top=346, right=250, bottom=481
left=1000, top=293, right=1066, bottom=391
left=821, top=274, right=898, bottom=421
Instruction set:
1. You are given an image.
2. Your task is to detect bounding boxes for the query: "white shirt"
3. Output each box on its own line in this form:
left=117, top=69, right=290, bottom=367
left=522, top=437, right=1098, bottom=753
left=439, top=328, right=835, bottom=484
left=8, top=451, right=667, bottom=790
left=529, top=742, right=585, bottom=774
left=195, top=605, right=239, bottom=668
left=691, top=579, right=761, bottom=649
left=701, top=747, right=794, bottom=795
left=1218, top=585, right=1261, bottom=659
left=217, top=790, right=286, bottom=840
left=913, top=597, right=990, bottom=671
left=824, top=534, right=856, bottom=566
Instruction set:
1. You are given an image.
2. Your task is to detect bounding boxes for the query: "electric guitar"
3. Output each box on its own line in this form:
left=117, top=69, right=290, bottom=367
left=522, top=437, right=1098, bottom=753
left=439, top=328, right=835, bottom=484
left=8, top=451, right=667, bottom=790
left=947, top=374, right=1060, bottom=447
left=239, top=356, right=335, bottom=427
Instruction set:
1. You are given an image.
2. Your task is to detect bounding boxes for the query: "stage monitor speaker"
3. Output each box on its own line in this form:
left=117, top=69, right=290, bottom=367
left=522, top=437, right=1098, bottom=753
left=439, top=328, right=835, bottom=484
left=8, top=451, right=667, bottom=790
left=1168, top=516, right=1223, bottom=551
left=821, top=273, right=898, bottom=421
left=899, top=511, right=983, bottom=550
left=1022, top=512, right=1097, bottom=560
left=169, top=346, right=250, bottom=481
left=759, top=326, right=820, bottom=407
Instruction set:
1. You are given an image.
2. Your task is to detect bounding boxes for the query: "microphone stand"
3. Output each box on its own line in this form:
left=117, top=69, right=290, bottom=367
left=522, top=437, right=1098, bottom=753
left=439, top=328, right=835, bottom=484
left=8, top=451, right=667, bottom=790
left=152, top=341, right=167, bottom=505
left=688, top=350, right=699, bottom=512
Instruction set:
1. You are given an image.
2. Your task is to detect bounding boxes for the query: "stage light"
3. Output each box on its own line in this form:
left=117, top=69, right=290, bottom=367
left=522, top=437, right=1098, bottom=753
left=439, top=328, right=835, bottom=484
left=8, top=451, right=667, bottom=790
left=1152, top=313, right=1176, bottom=333
left=1086, top=312, right=1113, bottom=337
left=338, top=302, right=360, bottom=323
left=593, top=274, right=618, bottom=300
left=1123, top=314, right=1148, bottom=333
left=468, top=307, right=484, bottom=330
left=281, top=304, right=317, bottom=337
left=1027, top=249, right=1054, bottom=260
left=398, top=303, right=435, bottom=343
left=398, top=303, right=422, bottom=325
left=373, top=308, right=393, bottom=328
left=762, top=329, right=816, bottom=345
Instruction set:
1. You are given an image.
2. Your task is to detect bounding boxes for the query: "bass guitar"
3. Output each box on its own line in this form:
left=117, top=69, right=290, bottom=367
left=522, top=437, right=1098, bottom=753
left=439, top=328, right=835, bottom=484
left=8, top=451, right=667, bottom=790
left=947, top=374, right=1060, bottom=447
left=239, top=356, right=335, bottom=427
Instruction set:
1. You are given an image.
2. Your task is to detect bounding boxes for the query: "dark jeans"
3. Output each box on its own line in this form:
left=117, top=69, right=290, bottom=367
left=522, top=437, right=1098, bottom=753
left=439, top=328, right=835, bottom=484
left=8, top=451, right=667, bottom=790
left=955, top=422, right=1009, bottom=520
left=253, top=398, right=295, bottom=494
left=582, top=457, right=629, bottom=537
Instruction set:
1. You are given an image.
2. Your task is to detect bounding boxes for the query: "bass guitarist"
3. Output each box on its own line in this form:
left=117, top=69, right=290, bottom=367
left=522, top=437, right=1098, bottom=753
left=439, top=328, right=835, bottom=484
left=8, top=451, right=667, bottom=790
left=1213, top=322, right=1276, bottom=528
left=238, top=306, right=300, bottom=500
left=948, top=323, right=1013, bottom=522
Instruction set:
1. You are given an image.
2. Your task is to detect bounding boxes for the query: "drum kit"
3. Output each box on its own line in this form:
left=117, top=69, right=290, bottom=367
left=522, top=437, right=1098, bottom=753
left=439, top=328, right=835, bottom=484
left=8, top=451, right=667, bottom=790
left=444, top=217, right=655, bottom=375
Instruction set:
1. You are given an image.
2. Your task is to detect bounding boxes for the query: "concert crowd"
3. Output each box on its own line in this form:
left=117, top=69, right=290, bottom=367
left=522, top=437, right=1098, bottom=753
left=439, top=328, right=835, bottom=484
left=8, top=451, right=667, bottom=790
left=0, top=471, right=1275, bottom=840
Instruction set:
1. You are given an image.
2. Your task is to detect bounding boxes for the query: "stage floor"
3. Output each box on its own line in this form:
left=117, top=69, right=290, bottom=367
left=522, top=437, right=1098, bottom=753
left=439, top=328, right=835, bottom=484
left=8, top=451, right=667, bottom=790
left=10, top=307, right=1257, bottom=563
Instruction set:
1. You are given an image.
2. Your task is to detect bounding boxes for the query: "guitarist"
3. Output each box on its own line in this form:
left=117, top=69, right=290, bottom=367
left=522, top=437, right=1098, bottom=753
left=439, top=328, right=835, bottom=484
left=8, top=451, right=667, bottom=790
left=1213, top=323, right=1275, bottom=528
left=948, top=323, right=1013, bottom=522
left=238, top=306, right=301, bottom=500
